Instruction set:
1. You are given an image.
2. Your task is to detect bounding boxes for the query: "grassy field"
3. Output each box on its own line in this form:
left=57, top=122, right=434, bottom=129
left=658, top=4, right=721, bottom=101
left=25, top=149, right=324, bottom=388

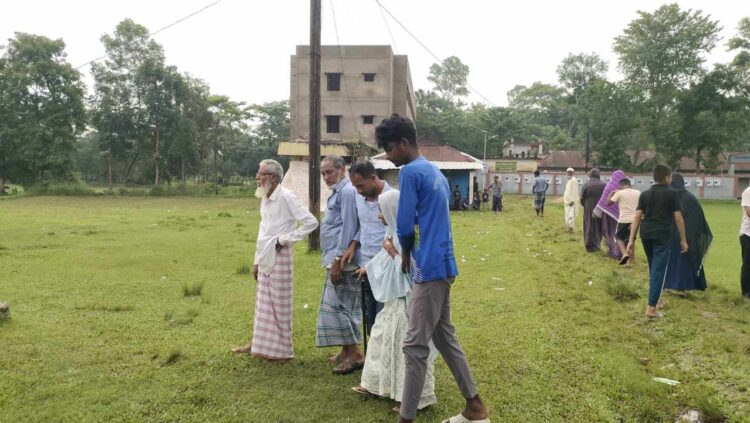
left=1, top=195, right=749, bottom=422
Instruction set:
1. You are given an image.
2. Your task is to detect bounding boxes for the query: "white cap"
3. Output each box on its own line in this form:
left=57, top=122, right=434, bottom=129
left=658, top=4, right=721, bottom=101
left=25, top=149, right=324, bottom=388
left=566, top=167, right=575, bottom=172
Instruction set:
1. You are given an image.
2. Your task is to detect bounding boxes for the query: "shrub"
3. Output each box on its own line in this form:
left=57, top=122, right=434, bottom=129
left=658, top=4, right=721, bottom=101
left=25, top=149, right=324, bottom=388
left=181, top=282, right=204, bottom=297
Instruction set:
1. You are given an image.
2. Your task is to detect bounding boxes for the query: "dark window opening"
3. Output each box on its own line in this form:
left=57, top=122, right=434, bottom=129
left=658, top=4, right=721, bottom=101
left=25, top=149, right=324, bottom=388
left=362, top=115, right=375, bottom=124
left=363, top=73, right=375, bottom=82
left=326, top=115, right=341, bottom=133
left=326, top=73, right=341, bottom=91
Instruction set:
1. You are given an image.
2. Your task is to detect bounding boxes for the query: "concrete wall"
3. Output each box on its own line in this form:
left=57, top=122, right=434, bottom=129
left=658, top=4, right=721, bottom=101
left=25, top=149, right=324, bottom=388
left=486, top=171, right=742, bottom=199
left=291, top=45, right=415, bottom=143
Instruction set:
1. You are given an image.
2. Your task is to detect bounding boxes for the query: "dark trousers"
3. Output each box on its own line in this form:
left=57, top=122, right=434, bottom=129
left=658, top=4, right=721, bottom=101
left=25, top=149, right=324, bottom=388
left=642, top=238, right=671, bottom=306
left=492, top=195, right=503, bottom=212
left=740, top=235, right=750, bottom=297
left=361, top=276, right=382, bottom=335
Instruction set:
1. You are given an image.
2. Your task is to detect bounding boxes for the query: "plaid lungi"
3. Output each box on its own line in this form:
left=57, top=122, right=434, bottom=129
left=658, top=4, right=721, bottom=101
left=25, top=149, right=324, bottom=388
left=316, top=269, right=362, bottom=347
left=533, top=192, right=546, bottom=210
left=251, top=245, right=294, bottom=359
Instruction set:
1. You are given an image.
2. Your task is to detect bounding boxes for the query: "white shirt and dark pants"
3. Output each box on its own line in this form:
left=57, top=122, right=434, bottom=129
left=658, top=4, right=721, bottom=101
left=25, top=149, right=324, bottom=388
left=740, top=187, right=750, bottom=298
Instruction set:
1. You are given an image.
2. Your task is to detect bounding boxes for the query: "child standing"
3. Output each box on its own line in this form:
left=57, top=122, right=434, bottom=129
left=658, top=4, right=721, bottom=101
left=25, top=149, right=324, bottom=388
left=626, top=165, right=688, bottom=319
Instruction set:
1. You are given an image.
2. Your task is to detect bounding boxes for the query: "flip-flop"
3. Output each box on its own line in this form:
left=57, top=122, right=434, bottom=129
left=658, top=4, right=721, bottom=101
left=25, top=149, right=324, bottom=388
left=351, top=386, right=371, bottom=395
left=333, top=360, right=364, bottom=375
left=441, top=414, right=491, bottom=423
left=619, top=255, right=630, bottom=265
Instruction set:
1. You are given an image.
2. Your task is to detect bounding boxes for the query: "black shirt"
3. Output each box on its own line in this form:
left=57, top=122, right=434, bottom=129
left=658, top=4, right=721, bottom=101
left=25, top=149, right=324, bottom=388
left=637, top=184, right=681, bottom=242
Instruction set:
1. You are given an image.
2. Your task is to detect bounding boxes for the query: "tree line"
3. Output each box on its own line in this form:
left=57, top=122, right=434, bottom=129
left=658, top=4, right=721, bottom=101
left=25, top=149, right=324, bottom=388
left=2, top=4, right=750, bottom=192
left=416, top=5, right=750, bottom=172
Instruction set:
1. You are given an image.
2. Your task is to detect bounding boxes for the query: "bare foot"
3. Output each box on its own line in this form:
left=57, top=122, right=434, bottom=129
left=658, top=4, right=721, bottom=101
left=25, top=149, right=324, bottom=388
left=329, top=352, right=341, bottom=363
left=231, top=344, right=252, bottom=354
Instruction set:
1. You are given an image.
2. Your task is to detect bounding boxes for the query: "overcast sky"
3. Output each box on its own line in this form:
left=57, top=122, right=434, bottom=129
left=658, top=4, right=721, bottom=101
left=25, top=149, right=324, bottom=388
left=2, top=0, right=748, bottom=107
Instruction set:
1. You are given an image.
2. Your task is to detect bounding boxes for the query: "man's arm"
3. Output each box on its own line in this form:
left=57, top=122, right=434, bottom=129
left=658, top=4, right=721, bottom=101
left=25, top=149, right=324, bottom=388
left=626, top=209, right=643, bottom=256
left=277, top=191, right=319, bottom=247
left=674, top=211, right=688, bottom=253
left=608, top=190, right=619, bottom=206
left=397, top=171, right=419, bottom=273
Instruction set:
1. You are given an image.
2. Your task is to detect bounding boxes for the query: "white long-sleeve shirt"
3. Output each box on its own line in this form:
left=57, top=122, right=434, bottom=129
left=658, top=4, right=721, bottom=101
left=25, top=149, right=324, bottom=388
left=564, top=177, right=580, bottom=206
left=254, top=185, right=318, bottom=274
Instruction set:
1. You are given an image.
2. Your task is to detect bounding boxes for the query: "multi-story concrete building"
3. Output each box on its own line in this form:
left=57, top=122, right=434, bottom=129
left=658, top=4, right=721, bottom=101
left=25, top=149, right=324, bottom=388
left=288, top=45, right=416, bottom=148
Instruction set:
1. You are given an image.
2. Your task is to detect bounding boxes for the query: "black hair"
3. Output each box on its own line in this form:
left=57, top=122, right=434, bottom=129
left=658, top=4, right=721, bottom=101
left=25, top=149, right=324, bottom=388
left=619, top=178, right=631, bottom=186
left=375, top=114, right=417, bottom=150
left=534, top=170, right=540, bottom=176
left=653, top=164, right=672, bottom=183
left=348, top=160, right=376, bottom=179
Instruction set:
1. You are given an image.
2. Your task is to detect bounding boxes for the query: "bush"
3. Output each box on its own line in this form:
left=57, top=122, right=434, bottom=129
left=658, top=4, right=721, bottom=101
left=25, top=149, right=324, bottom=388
left=181, top=282, right=204, bottom=297
left=28, top=182, right=96, bottom=196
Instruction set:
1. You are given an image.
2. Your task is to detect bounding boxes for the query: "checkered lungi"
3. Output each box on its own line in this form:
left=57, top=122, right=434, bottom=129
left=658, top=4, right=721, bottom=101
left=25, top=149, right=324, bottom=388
left=251, top=245, right=294, bottom=360
left=533, top=192, right=546, bottom=210
left=316, top=269, right=362, bottom=347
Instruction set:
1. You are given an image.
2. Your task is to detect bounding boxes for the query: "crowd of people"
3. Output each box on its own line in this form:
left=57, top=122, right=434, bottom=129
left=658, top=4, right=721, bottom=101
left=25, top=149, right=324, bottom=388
left=230, top=113, right=748, bottom=422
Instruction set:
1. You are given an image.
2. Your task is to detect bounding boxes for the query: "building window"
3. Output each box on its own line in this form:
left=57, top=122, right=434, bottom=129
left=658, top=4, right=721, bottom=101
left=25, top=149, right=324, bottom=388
left=362, top=115, right=375, bottom=124
left=363, top=73, right=375, bottom=82
left=326, top=115, right=341, bottom=133
left=326, top=73, right=341, bottom=91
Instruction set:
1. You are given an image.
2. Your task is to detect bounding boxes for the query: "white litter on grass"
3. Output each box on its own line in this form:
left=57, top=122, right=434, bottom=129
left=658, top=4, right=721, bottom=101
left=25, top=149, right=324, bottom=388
left=460, top=255, right=467, bottom=262
left=494, top=288, right=505, bottom=291
left=492, top=277, right=502, bottom=281
left=472, top=245, right=477, bottom=248
left=160, top=276, right=168, bottom=281
left=653, top=377, right=680, bottom=386
left=480, top=258, right=486, bottom=261
left=587, top=280, right=593, bottom=286
left=303, top=304, right=308, bottom=309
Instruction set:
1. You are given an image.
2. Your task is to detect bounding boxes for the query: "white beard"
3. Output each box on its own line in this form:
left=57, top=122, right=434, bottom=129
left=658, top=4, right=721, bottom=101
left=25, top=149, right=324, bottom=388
left=254, top=183, right=270, bottom=199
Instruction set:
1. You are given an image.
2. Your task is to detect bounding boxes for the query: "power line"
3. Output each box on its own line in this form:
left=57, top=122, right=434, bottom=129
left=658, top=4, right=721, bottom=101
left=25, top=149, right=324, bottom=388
left=75, top=0, right=224, bottom=70
left=376, top=1, right=399, bottom=54
left=374, top=0, right=497, bottom=106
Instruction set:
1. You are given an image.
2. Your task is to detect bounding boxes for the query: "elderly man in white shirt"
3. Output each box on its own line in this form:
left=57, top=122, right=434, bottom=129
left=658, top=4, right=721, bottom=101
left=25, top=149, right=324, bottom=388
left=232, top=159, right=318, bottom=362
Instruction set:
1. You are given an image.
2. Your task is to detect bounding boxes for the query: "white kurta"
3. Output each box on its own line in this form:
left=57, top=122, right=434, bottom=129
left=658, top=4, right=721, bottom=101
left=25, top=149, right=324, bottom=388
left=563, top=177, right=580, bottom=230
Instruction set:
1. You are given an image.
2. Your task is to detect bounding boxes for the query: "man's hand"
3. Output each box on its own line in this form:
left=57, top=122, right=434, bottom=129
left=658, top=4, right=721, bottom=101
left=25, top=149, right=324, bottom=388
left=275, top=239, right=284, bottom=252
left=253, top=264, right=259, bottom=282
left=625, top=241, right=634, bottom=257
left=330, top=260, right=343, bottom=284
left=355, top=267, right=367, bottom=280
left=401, top=251, right=411, bottom=274
left=383, top=238, right=398, bottom=258
left=341, top=243, right=357, bottom=265
left=680, top=239, right=689, bottom=254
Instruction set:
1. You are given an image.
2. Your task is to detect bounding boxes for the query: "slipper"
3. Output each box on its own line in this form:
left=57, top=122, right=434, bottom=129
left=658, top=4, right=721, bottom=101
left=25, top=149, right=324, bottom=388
left=646, top=311, right=664, bottom=320
left=351, top=386, right=371, bottom=395
left=441, top=414, right=491, bottom=423
left=231, top=345, right=252, bottom=354
left=619, top=255, right=630, bottom=265
left=333, top=360, right=364, bottom=375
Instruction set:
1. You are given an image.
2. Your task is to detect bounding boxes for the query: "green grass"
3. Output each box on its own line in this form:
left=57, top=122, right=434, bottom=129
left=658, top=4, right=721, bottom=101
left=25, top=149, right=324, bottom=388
left=1, top=195, right=749, bottom=422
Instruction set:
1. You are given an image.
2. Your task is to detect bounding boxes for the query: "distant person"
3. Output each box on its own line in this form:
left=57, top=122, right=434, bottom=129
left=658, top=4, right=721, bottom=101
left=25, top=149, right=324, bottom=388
left=664, top=173, right=711, bottom=292
left=472, top=191, right=481, bottom=211
left=481, top=189, right=490, bottom=211
left=232, top=159, right=318, bottom=361
left=488, top=175, right=503, bottom=214
left=563, top=168, right=579, bottom=233
left=351, top=190, right=437, bottom=413
left=375, top=114, right=489, bottom=423
left=581, top=169, right=605, bottom=252
left=316, top=155, right=365, bottom=374
left=452, top=185, right=462, bottom=211
left=532, top=170, right=549, bottom=217
left=741, top=185, right=750, bottom=299
left=626, top=165, right=688, bottom=319
left=608, top=178, right=641, bottom=265
left=595, top=170, right=626, bottom=260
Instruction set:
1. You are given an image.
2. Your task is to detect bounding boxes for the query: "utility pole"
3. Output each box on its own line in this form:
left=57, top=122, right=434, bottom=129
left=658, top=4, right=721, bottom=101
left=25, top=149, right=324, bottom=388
left=308, top=0, right=322, bottom=251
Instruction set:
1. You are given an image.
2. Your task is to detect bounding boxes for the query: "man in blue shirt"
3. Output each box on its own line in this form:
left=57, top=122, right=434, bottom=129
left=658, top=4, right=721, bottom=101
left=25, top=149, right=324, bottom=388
left=375, top=115, right=489, bottom=423
left=316, top=155, right=365, bottom=374
left=341, top=160, right=391, bottom=335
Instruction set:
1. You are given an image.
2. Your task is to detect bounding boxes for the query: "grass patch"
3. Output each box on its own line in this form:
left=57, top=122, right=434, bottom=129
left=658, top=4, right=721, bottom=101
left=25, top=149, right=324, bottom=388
left=181, top=282, right=204, bottom=297
left=75, top=304, right=134, bottom=312
left=162, top=349, right=182, bottom=366
left=236, top=264, right=251, bottom=275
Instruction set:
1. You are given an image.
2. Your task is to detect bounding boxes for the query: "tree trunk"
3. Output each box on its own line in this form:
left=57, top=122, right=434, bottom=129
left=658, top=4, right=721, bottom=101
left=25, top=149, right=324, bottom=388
left=0, top=176, right=6, bottom=195
left=154, top=125, right=160, bottom=187
left=181, top=159, right=186, bottom=186
left=123, top=145, right=141, bottom=184
left=107, top=154, right=113, bottom=192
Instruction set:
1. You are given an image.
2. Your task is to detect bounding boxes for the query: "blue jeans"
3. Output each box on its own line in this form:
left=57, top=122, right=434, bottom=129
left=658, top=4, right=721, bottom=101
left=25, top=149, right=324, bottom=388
left=642, top=238, right=671, bottom=306
left=492, top=195, right=503, bottom=212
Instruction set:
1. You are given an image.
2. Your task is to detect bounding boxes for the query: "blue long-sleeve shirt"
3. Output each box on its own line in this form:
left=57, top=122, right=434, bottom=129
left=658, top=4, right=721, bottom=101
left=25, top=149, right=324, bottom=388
left=320, top=177, right=359, bottom=268
left=396, top=156, right=458, bottom=283
left=354, top=182, right=392, bottom=267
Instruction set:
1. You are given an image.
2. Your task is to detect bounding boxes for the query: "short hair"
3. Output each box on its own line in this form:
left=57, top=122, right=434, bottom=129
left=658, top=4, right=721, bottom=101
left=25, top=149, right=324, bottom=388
left=322, top=155, right=346, bottom=170
left=653, top=164, right=672, bottom=183
left=590, top=168, right=601, bottom=178
left=349, top=160, right=376, bottom=179
left=534, top=170, right=540, bottom=176
left=620, top=178, right=631, bottom=186
left=260, top=159, right=284, bottom=182
left=375, top=114, right=417, bottom=149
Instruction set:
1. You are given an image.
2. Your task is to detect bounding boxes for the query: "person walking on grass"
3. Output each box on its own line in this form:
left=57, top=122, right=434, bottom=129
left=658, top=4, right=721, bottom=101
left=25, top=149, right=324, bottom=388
left=626, top=164, right=688, bottom=319
left=316, top=155, right=365, bottom=374
left=488, top=175, right=503, bottom=214
left=375, top=114, right=489, bottom=423
left=232, top=159, right=318, bottom=362
left=351, top=190, right=438, bottom=413
left=740, top=185, right=750, bottom=299
left=581, top=168, right=606, bottom=252
left=563, top=168, right=579, bottom=233
left=532, top=170, right=548, bottom=217
left=608, top=178, right=641, bottom=266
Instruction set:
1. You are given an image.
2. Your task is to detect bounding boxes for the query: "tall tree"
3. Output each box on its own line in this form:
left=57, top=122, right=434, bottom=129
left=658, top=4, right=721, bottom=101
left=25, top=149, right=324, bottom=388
left=427, top=56, right=470, bottom=102
left=0, top=33, right=85, bottom=188
left=557, top=52, right=609, bottom=95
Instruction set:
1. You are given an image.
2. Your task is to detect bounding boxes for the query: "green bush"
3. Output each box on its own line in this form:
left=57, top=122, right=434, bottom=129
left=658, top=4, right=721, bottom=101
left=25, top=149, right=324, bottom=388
left=28, top=182, right=96, bottom=196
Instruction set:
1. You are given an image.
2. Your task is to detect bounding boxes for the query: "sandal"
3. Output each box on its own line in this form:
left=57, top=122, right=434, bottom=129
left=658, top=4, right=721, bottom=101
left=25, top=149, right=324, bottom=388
left=351, top=386, right=371, bottom=395
left=619, top=255, right=630, bottom=265
left=333, top=359, right=364, bottom=375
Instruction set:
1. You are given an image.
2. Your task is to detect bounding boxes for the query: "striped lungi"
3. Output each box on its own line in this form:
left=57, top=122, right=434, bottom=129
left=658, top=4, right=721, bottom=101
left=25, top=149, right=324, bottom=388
left=316, top=270, right=362, bottom=347
left=533, top=192, right=546, bottom=210
left=251, top=245, right=294, bottom=360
